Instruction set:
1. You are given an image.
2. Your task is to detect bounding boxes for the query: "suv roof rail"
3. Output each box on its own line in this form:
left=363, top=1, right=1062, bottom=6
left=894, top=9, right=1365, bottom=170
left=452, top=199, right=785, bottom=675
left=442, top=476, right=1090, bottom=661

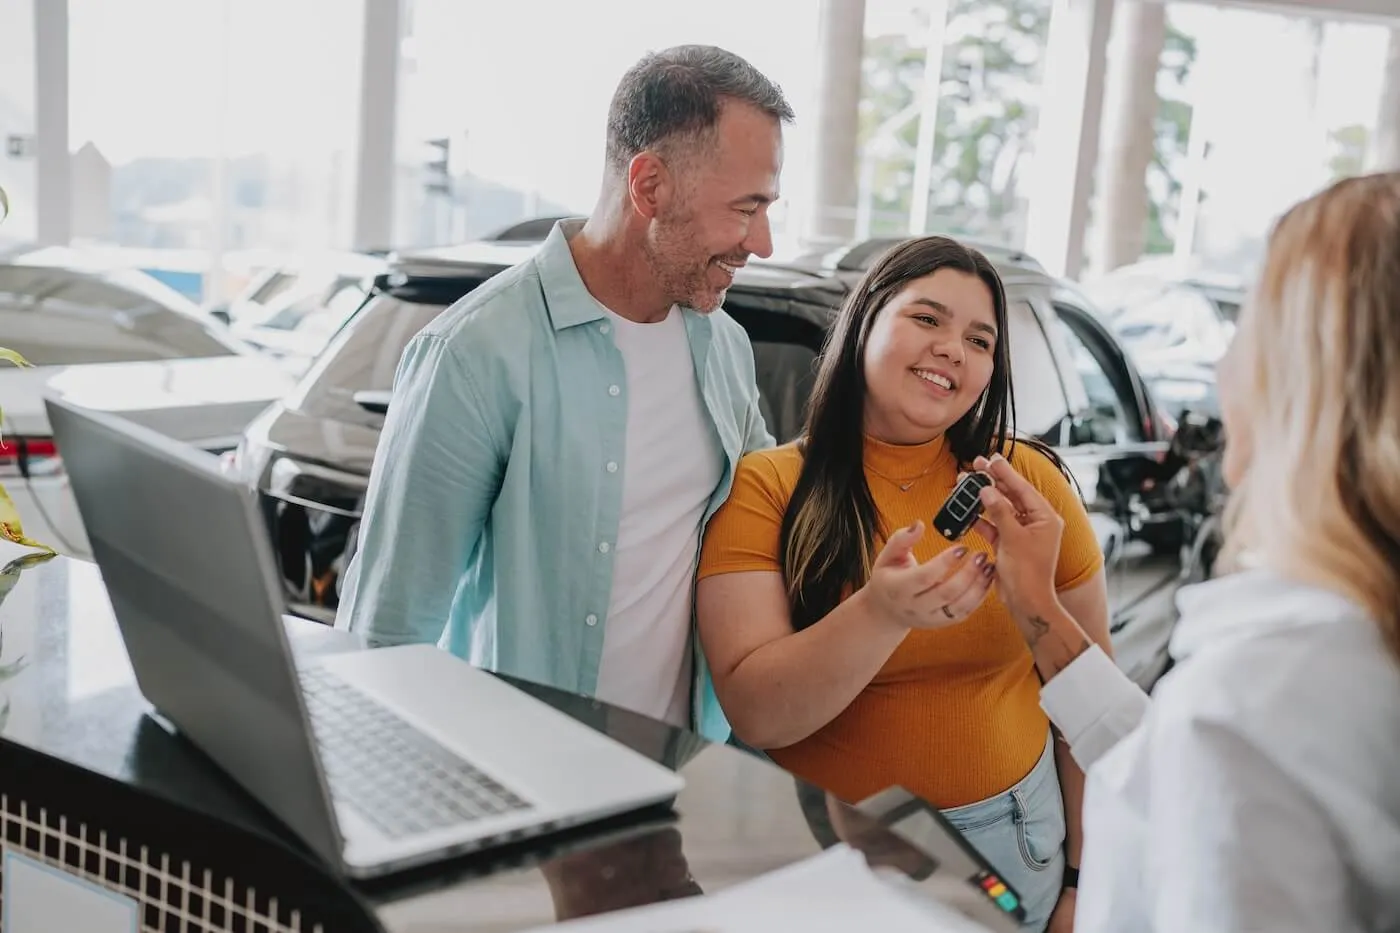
left=828, top=236, right=1047, bottom=275
left=484, top=215, right=582, bottom=242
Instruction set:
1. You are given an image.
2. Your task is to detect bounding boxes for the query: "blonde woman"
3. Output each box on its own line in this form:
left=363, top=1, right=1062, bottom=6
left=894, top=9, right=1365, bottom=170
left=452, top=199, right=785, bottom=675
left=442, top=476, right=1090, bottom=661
left=979, top=172, right=1400, bottom=931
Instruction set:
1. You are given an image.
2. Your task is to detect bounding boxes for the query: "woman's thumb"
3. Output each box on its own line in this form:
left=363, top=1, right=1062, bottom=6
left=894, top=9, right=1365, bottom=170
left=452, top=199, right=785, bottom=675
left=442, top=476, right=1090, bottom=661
left=877, top=520, right=925, bottom=565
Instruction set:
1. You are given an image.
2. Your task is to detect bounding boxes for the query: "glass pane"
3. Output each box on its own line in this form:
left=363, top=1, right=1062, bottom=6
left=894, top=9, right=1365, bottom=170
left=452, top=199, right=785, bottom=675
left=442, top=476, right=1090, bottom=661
left=752, top=342, right=819, bottom=444
left=0, top=0, right=37, bottom=245
left=1053, top=318, right=1129, bottom=446
left=1006, top=301, right=1070, bottom=441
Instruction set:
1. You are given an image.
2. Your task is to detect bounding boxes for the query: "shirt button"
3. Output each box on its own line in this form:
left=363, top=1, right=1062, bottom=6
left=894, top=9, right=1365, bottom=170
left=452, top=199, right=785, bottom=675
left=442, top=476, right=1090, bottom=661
left=598, top=541, right=611, bottom=554
left=585, top=613, right=598, bottom=627
left=608, top=384, right=620, bottom=396
left=606, top=461, right=618, bottom=473
left=599, top=323, right=610, bottom=335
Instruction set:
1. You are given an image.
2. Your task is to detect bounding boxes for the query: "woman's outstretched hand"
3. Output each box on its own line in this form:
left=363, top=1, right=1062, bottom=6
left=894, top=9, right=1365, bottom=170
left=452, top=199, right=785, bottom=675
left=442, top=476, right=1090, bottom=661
left=864, top=521, right=995, bottom=631
left=972, top=454, right=1063, bottom=622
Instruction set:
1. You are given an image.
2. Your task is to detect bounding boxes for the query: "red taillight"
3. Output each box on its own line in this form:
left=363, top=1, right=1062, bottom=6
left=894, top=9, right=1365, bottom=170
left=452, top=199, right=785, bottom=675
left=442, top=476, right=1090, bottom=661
left=0, top=436, right=61, bottom=477
left=1, top=437, right=57, bottom=458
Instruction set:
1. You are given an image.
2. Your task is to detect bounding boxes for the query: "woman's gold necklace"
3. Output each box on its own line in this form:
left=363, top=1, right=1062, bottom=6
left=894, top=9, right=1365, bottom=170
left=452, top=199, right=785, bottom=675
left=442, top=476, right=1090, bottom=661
left=866, top=461, right=937, bottom=492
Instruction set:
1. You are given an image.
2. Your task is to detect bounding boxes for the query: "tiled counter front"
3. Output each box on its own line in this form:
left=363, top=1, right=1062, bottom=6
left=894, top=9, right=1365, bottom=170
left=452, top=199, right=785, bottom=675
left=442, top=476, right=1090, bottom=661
left=0, top=746, right=379, bottom=933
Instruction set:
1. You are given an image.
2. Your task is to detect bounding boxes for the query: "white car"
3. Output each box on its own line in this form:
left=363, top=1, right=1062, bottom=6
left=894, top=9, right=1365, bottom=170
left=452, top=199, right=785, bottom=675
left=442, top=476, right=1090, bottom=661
left=1081, top=258, right=1245, bottom=374
left=0, top=257, right=296, bottom=558
left=213, top=251, right=386, bottom=375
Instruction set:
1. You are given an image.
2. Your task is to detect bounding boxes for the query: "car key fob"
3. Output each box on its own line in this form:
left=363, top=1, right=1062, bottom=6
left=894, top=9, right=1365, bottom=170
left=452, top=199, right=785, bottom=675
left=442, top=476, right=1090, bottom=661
left=933, top=471, right=994, bottom=541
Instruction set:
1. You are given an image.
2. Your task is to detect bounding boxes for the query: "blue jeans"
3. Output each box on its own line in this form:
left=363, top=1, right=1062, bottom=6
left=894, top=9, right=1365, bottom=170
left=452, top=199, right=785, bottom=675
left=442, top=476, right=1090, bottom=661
left=941, top=733, right=1066, bottom=932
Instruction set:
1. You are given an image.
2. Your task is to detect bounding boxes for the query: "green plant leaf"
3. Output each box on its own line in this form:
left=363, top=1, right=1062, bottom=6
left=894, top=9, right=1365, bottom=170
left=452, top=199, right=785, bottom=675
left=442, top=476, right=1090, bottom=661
left=0, top=482, right=55, bottom=555
left=0, top=347, right=31, bottom=369
left=0, top=357, right=56, bottom=551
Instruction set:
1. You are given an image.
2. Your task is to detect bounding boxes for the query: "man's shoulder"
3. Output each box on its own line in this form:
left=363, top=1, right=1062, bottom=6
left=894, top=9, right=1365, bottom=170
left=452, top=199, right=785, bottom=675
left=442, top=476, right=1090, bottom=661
left=420, top=259, right=547, bottom=353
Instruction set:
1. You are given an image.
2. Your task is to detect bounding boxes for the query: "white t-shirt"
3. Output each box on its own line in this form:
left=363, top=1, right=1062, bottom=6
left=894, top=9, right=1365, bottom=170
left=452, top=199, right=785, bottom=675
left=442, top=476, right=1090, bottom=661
left=594, top=305, right=721, bottom=727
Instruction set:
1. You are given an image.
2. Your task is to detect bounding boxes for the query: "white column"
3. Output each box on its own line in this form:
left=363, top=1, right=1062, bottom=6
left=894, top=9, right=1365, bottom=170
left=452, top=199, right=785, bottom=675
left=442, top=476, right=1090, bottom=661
left=908, top=0, right=951, bottom=235
left=1023, top=0, right=1116, bottom=281
left=351, top=0, right=402, bottom=251
left=1369, top=27, right=1400, bottom=172
left=33, top=0, right=70, bottom=247
left=804, top=0, right=867, bottom=246
left=1090, top=0, right=1166, bottom=276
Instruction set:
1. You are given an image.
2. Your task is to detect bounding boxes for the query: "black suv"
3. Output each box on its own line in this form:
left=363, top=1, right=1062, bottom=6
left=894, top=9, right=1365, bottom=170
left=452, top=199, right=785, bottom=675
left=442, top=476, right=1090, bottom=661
left=228, top=232, right=1223, bottom=691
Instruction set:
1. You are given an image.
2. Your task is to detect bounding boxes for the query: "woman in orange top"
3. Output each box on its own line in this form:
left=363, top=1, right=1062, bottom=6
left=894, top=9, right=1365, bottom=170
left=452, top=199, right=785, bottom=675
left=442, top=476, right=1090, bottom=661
left=696, top=236, right=1111, bottom=932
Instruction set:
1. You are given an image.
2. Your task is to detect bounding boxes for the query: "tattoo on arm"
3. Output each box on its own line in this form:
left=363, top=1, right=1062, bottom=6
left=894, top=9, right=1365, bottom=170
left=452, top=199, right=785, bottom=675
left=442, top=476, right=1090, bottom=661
left=1027, top=615, right=1050, bottom=646
left=1026, top=615, right=1095, bottom=675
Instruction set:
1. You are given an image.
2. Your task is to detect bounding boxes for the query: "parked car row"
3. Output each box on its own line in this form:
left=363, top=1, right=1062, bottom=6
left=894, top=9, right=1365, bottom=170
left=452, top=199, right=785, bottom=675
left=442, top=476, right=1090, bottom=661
left=209, top=250, right=388, bottom=374
left=1080, top=257, right=1245, bottom=421
left=0, top=253, right=296, bottom=556
left=0, top=225, right=1227, bottom=691
left=225, top=229, right=1226, bottom=692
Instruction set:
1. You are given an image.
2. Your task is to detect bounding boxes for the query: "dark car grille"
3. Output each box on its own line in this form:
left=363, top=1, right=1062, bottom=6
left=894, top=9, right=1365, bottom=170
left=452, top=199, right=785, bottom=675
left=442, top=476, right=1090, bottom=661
left=259, top=490, right=361, bottom=621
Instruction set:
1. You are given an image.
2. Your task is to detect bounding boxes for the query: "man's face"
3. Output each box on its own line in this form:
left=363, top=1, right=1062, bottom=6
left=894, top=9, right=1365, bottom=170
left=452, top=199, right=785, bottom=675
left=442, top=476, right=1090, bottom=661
left=644, top=102, right=783, bottom=313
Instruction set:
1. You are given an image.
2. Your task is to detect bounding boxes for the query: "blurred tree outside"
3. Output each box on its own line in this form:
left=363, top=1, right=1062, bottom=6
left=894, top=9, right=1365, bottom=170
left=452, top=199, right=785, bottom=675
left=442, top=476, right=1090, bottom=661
left=859, top=0, right=1199, bottom=254
left=1328, top=124, right=1372, bottom=181
left=1146, top=21, right=1199, bottom=254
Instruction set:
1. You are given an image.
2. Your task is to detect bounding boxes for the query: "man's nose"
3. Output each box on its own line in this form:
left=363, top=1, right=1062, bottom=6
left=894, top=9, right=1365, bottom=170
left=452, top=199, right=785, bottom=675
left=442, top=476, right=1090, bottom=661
left=743, top=212, right=774, bottom=260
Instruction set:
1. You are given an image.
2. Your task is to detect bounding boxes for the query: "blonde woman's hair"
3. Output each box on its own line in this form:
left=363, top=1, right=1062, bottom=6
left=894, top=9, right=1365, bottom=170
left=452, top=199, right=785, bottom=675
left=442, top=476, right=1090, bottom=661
left=1223, top=171, right=1400, bottom=660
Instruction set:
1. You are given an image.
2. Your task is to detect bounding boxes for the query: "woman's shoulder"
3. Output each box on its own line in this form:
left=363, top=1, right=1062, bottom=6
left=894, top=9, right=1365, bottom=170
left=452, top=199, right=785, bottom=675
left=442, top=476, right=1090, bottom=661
left=733, top=441, right=805, bottom=497
left=739, top=441, right=804, bottom=476
left=999, top=437, right=1074, bottom=491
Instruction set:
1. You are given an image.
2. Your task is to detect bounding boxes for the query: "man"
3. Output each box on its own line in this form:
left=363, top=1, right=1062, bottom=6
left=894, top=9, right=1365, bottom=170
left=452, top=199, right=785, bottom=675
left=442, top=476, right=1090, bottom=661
left=336, top=45, right=791, bottom=742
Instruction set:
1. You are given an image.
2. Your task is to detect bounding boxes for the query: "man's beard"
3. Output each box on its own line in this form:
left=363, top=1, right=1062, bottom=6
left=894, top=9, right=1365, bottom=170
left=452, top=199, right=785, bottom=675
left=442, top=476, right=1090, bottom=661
left=645, top=214, right=723, bottom=313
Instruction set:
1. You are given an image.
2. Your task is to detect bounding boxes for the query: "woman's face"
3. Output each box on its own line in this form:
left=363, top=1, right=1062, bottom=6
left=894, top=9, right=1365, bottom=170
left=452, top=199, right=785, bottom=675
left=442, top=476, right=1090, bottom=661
left=1216, top=304, right=1255, bottom=489
left=861, top=269, right=999, bottom=445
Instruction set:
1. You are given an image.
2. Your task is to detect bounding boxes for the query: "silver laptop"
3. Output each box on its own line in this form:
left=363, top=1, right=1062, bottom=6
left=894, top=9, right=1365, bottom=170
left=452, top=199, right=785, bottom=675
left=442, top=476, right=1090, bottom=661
left=45, top=395, right=686, bottom=879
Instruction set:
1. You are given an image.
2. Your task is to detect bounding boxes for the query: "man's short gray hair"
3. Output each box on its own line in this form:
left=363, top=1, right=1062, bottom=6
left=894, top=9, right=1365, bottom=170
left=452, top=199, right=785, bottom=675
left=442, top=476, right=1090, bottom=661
left=605, top=45, right=794, bottom=172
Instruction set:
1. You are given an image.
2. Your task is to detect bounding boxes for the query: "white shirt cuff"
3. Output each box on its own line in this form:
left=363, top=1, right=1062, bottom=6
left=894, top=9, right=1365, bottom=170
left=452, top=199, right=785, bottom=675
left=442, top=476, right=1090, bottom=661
left=1040, top=645, right=1149, bottom=763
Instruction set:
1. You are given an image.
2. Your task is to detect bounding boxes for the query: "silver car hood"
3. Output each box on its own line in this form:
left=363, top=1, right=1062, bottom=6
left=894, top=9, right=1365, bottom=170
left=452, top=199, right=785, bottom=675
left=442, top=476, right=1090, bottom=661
left=1, top=355, right=296, bottom=445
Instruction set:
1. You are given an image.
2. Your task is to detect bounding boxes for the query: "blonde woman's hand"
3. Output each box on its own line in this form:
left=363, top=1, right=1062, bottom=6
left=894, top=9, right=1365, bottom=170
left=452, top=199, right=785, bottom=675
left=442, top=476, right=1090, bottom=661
left=862, top=520, right=995, bottom=631
left=971, top=454, right=1063, bottom=622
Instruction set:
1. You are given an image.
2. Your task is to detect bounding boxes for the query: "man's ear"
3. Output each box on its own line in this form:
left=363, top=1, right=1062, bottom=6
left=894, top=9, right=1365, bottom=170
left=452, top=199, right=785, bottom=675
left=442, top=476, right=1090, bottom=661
left=626, top=151, right=670, bottom=220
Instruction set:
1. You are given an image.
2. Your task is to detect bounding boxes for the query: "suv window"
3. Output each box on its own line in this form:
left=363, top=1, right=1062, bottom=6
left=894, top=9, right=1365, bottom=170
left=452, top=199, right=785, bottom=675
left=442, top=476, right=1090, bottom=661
left=1053, top=303, right=1144, bottom=445
left=725, top=301, right=827, bottom=442
left=1005, top=300, right=1071, bottom=443
left=291, top=278, right=492, bottom=424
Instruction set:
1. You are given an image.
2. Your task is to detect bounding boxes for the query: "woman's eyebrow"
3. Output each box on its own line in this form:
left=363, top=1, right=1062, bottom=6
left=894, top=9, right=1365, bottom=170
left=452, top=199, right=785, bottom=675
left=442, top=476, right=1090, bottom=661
left=908, top=298, right=998, bottom=338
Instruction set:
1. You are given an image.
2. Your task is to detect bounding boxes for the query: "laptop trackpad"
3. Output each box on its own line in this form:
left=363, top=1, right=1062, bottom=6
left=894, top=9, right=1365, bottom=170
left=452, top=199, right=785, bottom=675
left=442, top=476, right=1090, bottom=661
left=310, top=644, right=684, bottom=821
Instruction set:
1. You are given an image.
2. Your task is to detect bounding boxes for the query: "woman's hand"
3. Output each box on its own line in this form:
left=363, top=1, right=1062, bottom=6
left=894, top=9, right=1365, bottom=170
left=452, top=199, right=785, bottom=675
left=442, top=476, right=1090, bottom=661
left=862, top=520, right=994, bottom=631
left=971, top=454, right=1063, bottom=621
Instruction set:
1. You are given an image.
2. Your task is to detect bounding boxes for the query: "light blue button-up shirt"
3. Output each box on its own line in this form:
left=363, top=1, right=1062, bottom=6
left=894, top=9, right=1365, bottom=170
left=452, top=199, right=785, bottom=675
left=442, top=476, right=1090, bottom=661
left=336, top=220, right=774, bottom=742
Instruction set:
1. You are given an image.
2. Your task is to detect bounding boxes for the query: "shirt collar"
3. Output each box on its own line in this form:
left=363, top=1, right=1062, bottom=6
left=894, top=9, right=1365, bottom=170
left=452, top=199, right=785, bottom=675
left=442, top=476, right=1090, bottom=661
left=535, top=218, right=606, bottom=331
left=1169, top=567, right=1370, bottom=661
left=534, top=218, right=712, bottom=335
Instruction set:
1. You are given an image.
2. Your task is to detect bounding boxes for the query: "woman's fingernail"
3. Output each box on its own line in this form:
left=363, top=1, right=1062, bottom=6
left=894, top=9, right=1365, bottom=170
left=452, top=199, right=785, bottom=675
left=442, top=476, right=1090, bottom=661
left=974, top=552, right=987, bottom=567
left=954, top=546, right=968, bottom=558
left=983, top=563, right=995, bottom=576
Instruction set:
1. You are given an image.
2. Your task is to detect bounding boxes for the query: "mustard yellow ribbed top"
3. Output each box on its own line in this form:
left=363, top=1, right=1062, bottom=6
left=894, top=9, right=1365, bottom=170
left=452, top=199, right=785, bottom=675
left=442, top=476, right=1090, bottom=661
left=698, top=436, right=1103, bottom=808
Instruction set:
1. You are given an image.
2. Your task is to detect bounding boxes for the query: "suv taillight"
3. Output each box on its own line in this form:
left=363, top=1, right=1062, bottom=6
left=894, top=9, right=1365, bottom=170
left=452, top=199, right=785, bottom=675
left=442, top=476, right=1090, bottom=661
left=0, top=436, right=63, bottom=479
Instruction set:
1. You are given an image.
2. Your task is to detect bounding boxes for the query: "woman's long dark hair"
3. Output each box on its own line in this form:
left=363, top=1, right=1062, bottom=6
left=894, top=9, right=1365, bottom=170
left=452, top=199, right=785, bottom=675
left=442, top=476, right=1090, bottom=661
left=779, top=236, right=1065, bottom=631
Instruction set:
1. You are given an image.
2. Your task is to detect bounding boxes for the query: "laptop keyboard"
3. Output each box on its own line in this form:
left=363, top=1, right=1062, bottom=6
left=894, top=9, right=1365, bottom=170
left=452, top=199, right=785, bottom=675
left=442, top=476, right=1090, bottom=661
left=299, top=665, right=533, bottom=840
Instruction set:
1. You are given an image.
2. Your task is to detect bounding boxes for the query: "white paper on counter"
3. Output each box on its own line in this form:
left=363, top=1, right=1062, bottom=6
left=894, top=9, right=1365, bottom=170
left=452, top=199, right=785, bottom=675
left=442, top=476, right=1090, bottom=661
left=520, top=844, right=1000, bottom=933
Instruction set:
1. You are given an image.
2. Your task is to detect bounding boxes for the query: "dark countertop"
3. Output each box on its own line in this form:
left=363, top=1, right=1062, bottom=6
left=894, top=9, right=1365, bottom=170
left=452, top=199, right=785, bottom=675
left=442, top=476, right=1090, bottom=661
left=0, top=547, right=1015, bottom=931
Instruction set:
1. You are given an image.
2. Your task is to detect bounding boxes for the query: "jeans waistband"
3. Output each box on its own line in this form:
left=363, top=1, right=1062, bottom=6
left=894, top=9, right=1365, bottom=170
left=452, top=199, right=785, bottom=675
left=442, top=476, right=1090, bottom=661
left=939, top=732, right=1057, bottom=824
